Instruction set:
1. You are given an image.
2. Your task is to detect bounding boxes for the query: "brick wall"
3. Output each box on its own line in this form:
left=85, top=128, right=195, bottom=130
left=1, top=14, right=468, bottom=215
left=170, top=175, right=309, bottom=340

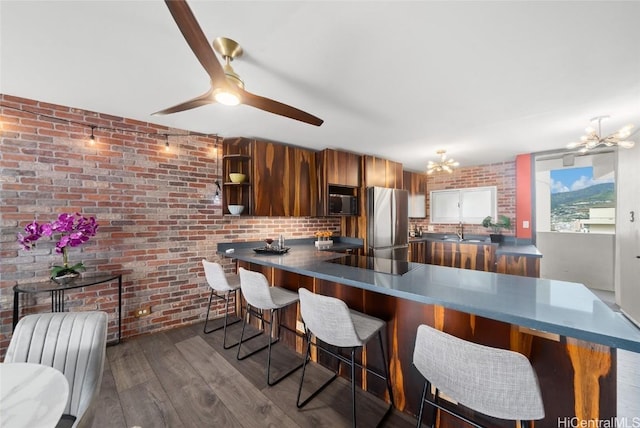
left=411, top=161, right=516, bottom=236
left=0, top=94, right=339, bottom=357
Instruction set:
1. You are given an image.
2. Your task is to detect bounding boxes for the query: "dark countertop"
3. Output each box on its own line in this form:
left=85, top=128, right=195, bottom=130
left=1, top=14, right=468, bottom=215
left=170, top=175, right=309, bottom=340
left=217, top=242, right=640, bottom=353
left=409, top=234, right=542, bottom=258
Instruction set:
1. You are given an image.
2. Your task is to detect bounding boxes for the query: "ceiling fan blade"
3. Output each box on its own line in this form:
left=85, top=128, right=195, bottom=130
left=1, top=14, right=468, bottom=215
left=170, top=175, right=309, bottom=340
left=239, top=88, right=324, bottom=126
left=164, top=0, right=227, bottom=87
left=152, top=88, right=213, bottom=115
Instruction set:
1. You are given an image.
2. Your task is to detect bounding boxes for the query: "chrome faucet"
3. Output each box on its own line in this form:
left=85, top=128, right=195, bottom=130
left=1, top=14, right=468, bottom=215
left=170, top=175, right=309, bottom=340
left=456, top=222, right=464, bottom=240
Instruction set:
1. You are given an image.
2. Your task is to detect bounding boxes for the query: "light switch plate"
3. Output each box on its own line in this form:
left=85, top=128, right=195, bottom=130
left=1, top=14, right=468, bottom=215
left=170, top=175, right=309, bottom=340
left=523, top=220, right=529, bottom=229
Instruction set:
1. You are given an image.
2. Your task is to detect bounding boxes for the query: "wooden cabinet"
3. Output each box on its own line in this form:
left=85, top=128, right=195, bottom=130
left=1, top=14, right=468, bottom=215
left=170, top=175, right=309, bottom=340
left=408, top=240, right=427, bottom=263
left=316, top=149, right=361, bottom=216
left=403, top=171, right=427, bottom=218
left=364, top=155, right=403, bottom=188
left=425, top=240, right=540, bottom=277
left=222, top=138, right=317, bottom=217
left=319, top=148, right=361, bottom=187
left=251, top=139, right=317, bottom=217
left=496, top=254, right=540, bottom=277
left=426, top=241, right=496, bottom=272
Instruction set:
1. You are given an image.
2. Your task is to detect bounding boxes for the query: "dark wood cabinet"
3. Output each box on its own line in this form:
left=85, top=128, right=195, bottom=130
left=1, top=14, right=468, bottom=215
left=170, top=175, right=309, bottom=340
left=403, top=170, right=427, bottom=218
left=408, top=241, right=427, bottom=263
left=249, top=139, right=317, bottom=217
left=496, top=254, right=540, bottom=277
left=364, top=155, right=403, bottom=188
left=320, top=148, right=361, bottom=187
left=425, top=240, right=539, bottom=277
left=426, top=241, right=496, bottom=272
left=316, top=149, right=361, bottom=217
left=222, top=137, right=317, bottom=217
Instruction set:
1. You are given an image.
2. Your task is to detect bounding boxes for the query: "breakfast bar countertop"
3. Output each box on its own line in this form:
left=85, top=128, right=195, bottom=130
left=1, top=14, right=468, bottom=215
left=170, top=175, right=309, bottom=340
left=217, top=241, right=640, bottom=352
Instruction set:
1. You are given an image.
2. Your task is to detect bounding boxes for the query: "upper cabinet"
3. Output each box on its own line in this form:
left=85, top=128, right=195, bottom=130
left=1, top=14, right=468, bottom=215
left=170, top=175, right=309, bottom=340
left=320, top=148, right=361, bottom=187
left=430, top=186, right=497, bottom=224
left=316, top=149, right=361, bottom=216
left=252, top=139, right=318, bottom=216
left=225, top=138, right=317, bottom=217
left=403, top=171, right=427, bottom=218
left=364, top=155, right=403, bottom=188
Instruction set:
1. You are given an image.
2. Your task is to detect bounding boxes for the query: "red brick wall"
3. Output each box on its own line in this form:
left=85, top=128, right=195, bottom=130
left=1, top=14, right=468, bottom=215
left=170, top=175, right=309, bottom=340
left=0, top=94, right=339, bottom=357
left=411, top=161, right=516, bottom=236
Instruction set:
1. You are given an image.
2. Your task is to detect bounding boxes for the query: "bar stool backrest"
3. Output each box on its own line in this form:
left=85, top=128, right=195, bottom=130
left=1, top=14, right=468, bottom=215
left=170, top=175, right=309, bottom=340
left=298, top=288, right=362, bottom=347
left=413, top=324, right=544, bottom=421
left=238, top=267, right=277, bottom=308
left=202, top=260, right=234, bottom=292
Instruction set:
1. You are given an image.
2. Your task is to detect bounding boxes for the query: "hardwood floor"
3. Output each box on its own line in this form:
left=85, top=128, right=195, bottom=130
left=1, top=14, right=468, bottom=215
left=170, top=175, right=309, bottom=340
left=94, top=318, right=640, bottom=428
left=94, top=320, right=414, bottom=428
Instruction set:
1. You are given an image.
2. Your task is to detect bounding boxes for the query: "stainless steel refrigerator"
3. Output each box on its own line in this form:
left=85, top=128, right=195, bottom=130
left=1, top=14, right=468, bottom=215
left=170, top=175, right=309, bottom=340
left=367, top=186, right=409, bottom=260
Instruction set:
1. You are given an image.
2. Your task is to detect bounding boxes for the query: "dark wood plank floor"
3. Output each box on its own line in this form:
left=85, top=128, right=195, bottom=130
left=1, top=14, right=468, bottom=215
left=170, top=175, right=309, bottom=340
left=94, top=320, right=415, bottom=428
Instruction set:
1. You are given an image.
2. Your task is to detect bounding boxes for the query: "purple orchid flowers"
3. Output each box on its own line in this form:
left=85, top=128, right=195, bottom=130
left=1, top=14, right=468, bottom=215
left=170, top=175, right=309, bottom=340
left=17, top=213, right=99, bottom=253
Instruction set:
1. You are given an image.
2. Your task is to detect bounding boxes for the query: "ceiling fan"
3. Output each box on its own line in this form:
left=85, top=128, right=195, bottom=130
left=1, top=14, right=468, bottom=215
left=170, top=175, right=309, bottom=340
left=153, top=0, right=323, bottom=126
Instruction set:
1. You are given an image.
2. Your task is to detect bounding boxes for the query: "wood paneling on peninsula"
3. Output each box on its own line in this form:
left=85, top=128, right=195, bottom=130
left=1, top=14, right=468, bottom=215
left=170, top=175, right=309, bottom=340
left=236, top=260, right=616, bottom=427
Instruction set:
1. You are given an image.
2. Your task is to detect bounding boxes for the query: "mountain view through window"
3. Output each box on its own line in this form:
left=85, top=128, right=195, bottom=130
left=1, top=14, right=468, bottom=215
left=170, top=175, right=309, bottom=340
left=549, top=166, right=615, bottom=232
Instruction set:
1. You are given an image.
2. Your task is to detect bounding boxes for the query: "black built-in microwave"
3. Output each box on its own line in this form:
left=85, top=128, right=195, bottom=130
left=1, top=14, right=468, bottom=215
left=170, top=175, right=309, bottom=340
left=329, top=194, right=358, bottom=216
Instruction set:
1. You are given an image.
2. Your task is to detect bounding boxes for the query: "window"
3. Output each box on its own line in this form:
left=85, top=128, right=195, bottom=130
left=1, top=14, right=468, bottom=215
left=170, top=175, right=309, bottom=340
left=430, top=186, right=497, bottom=224
left=535, top=152, right=615, bottom=234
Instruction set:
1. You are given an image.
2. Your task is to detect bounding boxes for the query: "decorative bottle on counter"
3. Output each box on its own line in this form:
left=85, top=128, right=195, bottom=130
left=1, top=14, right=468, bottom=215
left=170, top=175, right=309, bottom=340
left=279, top=234, right=284, bottom=249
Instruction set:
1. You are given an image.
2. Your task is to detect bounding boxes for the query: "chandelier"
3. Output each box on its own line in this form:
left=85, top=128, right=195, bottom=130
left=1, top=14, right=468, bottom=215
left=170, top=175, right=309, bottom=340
left=427, top=150, right=459, bottom=174
left=567, top=116, right=635, bottom=153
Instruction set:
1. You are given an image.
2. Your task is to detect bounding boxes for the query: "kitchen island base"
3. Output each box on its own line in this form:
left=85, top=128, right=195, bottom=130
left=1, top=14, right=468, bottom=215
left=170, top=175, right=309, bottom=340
left=237, top=260, right=616, bottom=428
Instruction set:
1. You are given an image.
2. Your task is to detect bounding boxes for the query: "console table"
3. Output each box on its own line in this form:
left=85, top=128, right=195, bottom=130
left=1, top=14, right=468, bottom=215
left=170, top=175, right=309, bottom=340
left=13, top=273, right=122, bottom=344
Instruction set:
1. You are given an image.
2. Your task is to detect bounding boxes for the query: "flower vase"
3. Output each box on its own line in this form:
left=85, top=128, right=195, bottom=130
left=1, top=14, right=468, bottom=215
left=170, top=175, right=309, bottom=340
left=50, top=246, right=83, bottom=283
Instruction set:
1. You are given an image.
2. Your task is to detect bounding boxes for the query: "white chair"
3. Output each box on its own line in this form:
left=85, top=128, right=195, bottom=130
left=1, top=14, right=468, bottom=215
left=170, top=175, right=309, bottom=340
left=236, top=267, right=304, bottom=386
left=412, top=324, right=544, bottom=428
left=202, top=259, right=243, bottom=348
left=5, top=311, right=108, bottom=428
left=296, top=287, right=394, bottom=428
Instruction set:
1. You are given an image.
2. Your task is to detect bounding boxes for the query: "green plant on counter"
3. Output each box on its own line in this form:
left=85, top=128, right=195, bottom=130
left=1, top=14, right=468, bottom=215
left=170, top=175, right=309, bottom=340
left=482, top=215, right=511, bottom=234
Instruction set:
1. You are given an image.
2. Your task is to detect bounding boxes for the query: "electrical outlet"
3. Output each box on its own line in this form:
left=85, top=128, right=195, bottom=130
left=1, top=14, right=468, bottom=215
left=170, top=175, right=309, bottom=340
left=427, top=225, right=434, bottom=232
left=134, top=306, right=151, bottom=318
left=296, top=320, right=305, bottom=333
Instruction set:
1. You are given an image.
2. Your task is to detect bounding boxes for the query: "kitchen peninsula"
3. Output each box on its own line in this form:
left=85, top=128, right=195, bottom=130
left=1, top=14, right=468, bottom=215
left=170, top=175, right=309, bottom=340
left=218, top=240, right=640, bottom=427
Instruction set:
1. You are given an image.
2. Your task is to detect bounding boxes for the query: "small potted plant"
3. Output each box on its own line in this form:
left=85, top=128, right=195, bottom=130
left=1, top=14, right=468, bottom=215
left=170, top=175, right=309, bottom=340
left=482, top=215, right=511, bottom=243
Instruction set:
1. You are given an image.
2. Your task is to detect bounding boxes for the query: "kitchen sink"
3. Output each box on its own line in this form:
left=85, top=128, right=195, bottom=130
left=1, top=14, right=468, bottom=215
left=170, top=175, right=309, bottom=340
left=441, top=238, right=484, bottom=243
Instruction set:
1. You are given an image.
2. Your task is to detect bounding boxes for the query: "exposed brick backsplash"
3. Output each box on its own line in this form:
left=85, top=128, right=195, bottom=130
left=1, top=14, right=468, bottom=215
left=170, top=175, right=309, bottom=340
left=0, top=94, right=340, bottom=357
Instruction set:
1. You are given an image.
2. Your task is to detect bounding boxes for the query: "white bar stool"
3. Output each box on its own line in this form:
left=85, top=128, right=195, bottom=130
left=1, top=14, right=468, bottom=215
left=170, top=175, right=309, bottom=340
left=202, top=260, right=246, bottom=349
left=412, top=324, right=545, bottom=427
left=296, top=287, right=395, bottom=427
left=236, top=267, right=304, bottom=386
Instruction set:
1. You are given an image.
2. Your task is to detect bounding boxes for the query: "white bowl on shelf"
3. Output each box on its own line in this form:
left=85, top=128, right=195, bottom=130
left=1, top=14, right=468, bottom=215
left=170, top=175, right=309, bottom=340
left=229, top=173, right=246, bottom=183
left=228, top=205, right=245, bottom=215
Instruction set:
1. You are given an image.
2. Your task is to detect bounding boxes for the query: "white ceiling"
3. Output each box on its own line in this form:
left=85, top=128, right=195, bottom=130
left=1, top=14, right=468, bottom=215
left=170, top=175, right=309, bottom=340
left=1, top=1, right=639, bottom=171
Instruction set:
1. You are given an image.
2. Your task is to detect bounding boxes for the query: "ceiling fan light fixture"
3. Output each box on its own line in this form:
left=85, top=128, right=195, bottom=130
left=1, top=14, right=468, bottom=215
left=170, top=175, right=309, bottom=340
left=213, top=88, right=241, bottom=106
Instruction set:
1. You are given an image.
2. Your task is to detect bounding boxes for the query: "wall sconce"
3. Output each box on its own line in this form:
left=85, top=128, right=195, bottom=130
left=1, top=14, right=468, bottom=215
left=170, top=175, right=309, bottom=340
left=213, top=180, right=222, bottom=205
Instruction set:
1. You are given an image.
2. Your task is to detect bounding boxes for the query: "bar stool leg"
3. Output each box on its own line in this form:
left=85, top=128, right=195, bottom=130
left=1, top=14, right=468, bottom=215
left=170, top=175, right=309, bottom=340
left=296, top=330, right=339, bottom=408
left=203, top=289, right=242, bottom=348
left=350, top=348, right=357, bottom=428
left=266, top=308, right=304, bottom=386
left=416, top=381, right=429, bottom=428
